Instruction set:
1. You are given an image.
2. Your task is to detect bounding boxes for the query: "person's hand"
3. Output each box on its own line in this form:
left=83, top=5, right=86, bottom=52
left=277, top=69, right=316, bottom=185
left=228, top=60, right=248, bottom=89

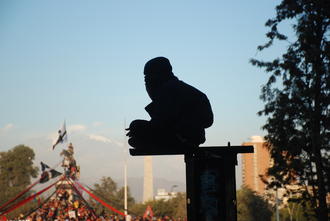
left=125, top=120, right=140, bottom=137
left=125, top=121, right=138, bottom=138
left=125, top=128, right=131, bottom=137
left=126, top=120, right=149, bottom=138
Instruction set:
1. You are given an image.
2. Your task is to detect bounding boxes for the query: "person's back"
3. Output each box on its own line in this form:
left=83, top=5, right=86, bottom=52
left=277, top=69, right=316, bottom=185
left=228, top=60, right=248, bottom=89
left=127, top=57, right=213, bottom=149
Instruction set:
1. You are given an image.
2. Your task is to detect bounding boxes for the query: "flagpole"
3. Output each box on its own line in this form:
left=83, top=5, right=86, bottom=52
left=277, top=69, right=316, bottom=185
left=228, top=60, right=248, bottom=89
left=124, top=119, right=128, bottom=219
left=124, top=161, right=128, bottom=216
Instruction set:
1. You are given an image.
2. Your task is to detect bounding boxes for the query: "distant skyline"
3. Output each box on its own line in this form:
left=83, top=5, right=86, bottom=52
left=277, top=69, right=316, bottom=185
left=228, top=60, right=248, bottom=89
left=0, top=1, right=284, bottom=188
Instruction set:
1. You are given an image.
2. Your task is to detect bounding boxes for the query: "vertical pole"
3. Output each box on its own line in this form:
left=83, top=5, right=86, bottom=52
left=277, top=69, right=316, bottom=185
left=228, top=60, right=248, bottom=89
left=124, top=119, right=128, bottom=219
left=276, top=188, right=280, bottom=221
left=124, top=162, right=128, bottom=217
left=185, top=153, right=196, bottom=221
left=224, top=153, right=237, bottom=221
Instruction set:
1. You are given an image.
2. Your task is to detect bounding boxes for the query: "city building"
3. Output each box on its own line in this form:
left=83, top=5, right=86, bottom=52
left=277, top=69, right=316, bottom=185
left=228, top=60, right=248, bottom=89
left=241, top=136, right=271, bottom=195
left=154, top=188, right=177, bottom=201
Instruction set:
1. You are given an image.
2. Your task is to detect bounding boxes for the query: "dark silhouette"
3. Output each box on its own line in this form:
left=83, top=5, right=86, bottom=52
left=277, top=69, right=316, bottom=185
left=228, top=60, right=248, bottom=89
left=127, top=57, right=213, bottom=150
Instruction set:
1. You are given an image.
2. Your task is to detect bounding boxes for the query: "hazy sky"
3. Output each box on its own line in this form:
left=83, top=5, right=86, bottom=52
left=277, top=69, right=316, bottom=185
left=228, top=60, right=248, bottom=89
left=0, top=1, right=284, bottom=190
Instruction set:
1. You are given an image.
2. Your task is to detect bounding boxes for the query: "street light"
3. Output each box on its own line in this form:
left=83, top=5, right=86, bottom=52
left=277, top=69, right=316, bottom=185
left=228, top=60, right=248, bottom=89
left=170, top=185, right=178, bottom=196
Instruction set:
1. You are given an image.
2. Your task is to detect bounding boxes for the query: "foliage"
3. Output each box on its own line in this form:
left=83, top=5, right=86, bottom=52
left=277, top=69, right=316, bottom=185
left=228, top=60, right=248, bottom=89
left=237, top=187, right=272, bottom=221
left=250, top=1, right=330, bottom=220
left=90, top=176, right=186, bottom=219
left=116, top=185, right=136, bottom=210
left=130, top=192, right=187, bottom=219
left=170, top=192, right=186, bottom=218
left=0, top=145, right=39, bottom=218
left=277, top=200, right=317, bottom=221
left=89, top=176, right=135, bottom=216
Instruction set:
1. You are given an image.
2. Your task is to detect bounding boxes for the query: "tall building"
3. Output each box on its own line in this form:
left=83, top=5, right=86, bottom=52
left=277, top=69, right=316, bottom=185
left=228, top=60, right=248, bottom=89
left=241, top=136, right=271, bottom=195
left=143, top=156, right=154, bottom=203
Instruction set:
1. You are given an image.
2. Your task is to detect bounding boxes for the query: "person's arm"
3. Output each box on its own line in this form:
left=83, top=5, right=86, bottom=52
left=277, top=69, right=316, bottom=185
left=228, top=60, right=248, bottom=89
left=146, top=89, right=180, bottom=131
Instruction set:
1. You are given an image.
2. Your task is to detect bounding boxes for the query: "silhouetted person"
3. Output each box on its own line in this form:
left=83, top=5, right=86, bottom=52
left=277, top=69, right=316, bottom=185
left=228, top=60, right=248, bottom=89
left=127, top=57, right=213, bottom=150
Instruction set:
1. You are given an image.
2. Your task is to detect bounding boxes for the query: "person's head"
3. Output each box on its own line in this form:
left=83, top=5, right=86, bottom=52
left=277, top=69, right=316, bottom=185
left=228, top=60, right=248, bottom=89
left=144, top=57, right=175, bottom=99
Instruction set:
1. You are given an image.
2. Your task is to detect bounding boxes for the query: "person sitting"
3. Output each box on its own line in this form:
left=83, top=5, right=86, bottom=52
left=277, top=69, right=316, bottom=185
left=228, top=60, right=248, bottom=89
left=127, top=57, right=213, bottom=150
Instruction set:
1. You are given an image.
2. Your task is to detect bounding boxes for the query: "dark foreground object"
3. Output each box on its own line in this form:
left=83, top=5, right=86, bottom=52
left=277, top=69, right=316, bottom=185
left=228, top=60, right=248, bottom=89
left=130, top=144, right=253, bottom=221
left=127, top=57, right=214, bottom=150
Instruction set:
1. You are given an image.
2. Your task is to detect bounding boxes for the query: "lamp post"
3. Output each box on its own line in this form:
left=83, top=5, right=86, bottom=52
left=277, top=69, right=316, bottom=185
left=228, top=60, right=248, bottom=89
left=170, top=185, right=178, bottom=197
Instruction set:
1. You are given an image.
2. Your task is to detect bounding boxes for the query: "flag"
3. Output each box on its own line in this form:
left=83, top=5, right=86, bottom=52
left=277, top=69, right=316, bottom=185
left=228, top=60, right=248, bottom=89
left=39, top=162, right=62, bottom=183
left=39, top=169, right=62, bottom=183
left=52, top=121, right=68, bottom=150
left=40, top=161, right=50, bottom=172
left=49, top=169, right=62, bottom=178
left=39, top=171, right=50, bottom=183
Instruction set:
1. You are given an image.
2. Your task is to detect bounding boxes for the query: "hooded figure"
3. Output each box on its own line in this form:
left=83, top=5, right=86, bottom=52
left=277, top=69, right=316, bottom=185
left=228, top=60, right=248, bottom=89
left=127, top=57, right=213, bottom=149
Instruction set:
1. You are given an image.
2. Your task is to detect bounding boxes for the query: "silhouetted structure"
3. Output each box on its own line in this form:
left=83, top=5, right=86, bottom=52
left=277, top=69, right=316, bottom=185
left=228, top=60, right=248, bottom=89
left=127, top=57, right=213, bottom=150
left=130, top=144, right=254, bottom=221
left=128, top=57, right=254, bottom=220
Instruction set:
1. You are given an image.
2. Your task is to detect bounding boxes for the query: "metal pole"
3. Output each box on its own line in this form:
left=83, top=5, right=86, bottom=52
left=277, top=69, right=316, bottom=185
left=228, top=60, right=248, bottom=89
left=276, top=188, right=280, bottom=221
left=124, top=119, right=129, bottom=220
left=170, top=185, right=178, bottom=194
left=124, top=162, right=128, bottom=216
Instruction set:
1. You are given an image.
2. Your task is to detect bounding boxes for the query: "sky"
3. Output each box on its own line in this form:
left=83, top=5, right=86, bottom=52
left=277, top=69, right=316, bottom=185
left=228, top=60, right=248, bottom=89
left=0, top=0, right=285, bottom=193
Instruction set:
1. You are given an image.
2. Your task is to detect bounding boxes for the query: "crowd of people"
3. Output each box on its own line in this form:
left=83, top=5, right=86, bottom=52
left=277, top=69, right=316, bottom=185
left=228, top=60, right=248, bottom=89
left=18, top=182, right=186, bottom=221
left=130, top=216, right=185, bottom=221
left=23, top=144, right=98, bottom=220
left=12, top=143, right=187, bottom=221
left=24, top=187, right=97, bottom=221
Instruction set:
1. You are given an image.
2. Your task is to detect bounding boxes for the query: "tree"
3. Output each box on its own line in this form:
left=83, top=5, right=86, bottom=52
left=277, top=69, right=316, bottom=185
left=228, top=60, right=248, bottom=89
left=129, top=193, right=187, bottom=219
left=251, top=1, right=330, bottom=220
left=279, top=200, right=317, bottom=221
left=90, top=176, right=135, bottom=216
left=148, top=199, right=174, bottom=218
left=170, top=192, right=186, bottom=218
left=116, top=186, right=136, bottom=210
left=0, top=145, right=39, bottom=218
left=237, top=187, right=272, bottom=221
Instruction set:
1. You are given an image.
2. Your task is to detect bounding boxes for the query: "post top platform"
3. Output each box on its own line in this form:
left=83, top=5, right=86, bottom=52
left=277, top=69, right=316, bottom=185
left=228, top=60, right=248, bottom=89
left=129, top=145, right=253, bottom=156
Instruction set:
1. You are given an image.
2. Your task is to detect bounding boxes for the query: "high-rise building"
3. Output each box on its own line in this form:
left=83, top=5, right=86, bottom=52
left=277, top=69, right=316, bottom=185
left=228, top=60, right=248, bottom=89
left=143, top=156, right=154, bottom=203
left=241, top=136, right=271, bottom=195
